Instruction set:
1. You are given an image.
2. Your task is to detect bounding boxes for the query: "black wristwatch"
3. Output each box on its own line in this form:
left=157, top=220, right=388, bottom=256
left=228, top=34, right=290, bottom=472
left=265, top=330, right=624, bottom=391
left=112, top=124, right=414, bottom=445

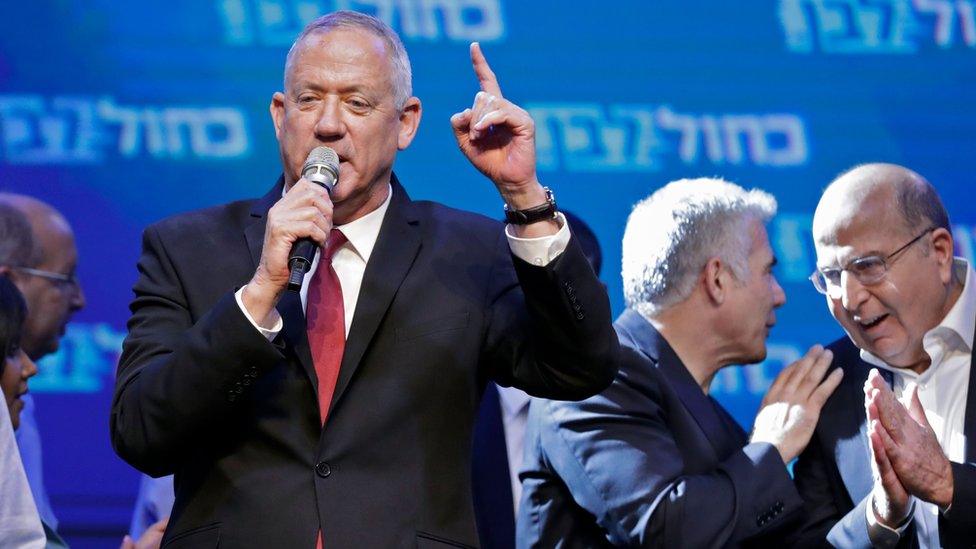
left=504, top=187, right=558, bottom=225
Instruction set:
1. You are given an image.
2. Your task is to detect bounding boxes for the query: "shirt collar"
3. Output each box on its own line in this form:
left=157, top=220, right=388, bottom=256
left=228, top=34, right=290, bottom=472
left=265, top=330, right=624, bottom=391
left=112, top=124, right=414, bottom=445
left=282, top=183, right=392, bottom=264
left=497, top=385, right=531, bottom=418
left=334, top=185, right=392, bottom=264
left=861, top=258, right=975, bottom=380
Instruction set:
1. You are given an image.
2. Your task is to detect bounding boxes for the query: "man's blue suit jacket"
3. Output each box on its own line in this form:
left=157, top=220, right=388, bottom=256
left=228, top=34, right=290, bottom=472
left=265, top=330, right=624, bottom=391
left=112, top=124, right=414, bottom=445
left=517, top=309, right=803, bottom=548
left=792, top=334, right=976, bottom=548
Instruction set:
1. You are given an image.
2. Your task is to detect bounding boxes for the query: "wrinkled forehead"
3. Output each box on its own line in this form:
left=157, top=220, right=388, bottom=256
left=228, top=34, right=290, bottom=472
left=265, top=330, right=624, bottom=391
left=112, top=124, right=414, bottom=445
left=285, top=27, right=393, bottom=86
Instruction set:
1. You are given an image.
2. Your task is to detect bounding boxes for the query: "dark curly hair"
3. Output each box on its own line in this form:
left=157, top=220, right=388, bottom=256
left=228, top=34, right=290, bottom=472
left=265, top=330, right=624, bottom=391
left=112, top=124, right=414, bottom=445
left=0, top=275, right=27, bottom=374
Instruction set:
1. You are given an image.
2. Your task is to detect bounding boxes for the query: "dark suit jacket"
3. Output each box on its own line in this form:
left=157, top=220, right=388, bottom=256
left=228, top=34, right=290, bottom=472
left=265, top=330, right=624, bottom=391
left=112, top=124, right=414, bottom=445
left=110, top=176, right=618, bottom=548
left=792, top=335, right=976, bottom=548
left=516, top=309, right=803, bottom=548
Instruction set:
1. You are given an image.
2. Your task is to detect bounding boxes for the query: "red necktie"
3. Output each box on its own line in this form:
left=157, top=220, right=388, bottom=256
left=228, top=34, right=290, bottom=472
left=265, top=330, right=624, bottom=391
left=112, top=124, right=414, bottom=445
left=309, top=230, right=347, bottom=549
left=306, top=228, right=348, bottom=426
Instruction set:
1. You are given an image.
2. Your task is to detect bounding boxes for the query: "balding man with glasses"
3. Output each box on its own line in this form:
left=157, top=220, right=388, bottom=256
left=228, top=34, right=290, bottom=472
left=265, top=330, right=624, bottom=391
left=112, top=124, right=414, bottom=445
left=0, top=194, right=85, bottom=548
left=0, top=195, right=85, bottom=360
left=790, top=164, right=976, bottom=548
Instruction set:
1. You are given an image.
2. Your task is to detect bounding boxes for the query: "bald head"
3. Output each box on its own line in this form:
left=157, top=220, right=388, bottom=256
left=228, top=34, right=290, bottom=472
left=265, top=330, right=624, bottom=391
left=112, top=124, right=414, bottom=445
left=813, top=163, right=949, bottom=245
left=811, top=163, right=958, bottom=372
left=0, top=193, right=84, bottom=360
left=0, top=194, right=72, bottom=241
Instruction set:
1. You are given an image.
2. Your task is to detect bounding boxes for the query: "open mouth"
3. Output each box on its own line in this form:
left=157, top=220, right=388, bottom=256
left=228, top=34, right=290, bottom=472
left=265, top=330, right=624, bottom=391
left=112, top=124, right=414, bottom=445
left=856, top=313, right=888, bottom=330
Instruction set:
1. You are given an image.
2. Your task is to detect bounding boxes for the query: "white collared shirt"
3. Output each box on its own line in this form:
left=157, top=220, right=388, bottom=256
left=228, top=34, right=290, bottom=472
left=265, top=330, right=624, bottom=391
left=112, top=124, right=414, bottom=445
left=862, top=258, right=974, bottom=548
left=237, top=182, right=571, bottom=338
left=294, top=184, right=392, bottom=335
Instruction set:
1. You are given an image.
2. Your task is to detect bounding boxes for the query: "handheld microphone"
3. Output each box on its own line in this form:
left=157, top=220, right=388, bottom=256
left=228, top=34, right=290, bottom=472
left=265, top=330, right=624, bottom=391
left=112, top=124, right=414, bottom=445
left=287, top=146, right=340, bottom=292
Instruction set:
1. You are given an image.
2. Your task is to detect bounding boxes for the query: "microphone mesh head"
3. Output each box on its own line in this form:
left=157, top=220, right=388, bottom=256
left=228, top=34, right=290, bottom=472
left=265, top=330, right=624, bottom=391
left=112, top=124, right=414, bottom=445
left=303, top=146, right=339, bottom=172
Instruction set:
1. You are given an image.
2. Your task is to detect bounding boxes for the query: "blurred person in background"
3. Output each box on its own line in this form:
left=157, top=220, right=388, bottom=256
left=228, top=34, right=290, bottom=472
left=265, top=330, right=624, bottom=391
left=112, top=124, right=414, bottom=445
left=472, top=210, right=604, bottom=549
left=0, top=193, right=86, bottom=545
left=0, top=273, right=45, bottom=548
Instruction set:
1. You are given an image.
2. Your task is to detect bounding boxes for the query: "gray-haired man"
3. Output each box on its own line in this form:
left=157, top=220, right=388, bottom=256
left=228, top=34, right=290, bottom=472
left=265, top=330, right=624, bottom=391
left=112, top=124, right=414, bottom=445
left=518, top=178, right=843, bottom=547
left=110, top=10, right=617, bottom=548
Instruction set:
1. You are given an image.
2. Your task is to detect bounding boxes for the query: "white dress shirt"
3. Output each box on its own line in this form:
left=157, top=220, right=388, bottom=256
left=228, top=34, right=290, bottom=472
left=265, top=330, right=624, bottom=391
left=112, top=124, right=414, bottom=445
left=0, top=397, right=46, bottom=549
left=862, top=258, right=974, bottom=548
left=496, top=384, right=531, bottom=512
left=236, top=182, right=571, bottom=340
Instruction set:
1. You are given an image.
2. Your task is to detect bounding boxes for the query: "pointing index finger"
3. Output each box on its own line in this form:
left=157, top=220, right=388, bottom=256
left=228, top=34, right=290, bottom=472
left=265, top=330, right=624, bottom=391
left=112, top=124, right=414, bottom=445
left=470, top=42, right=503, bottom=97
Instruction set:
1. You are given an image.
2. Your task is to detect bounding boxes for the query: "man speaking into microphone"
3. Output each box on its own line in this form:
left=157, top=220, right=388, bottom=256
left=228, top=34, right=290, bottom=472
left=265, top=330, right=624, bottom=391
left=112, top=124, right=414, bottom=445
left=110, top=10, right=618, bottom=548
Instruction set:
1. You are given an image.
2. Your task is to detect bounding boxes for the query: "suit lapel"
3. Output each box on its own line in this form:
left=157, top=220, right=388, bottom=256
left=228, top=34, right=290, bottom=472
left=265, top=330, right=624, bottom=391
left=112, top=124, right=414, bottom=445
left=617, top=309, right=741, bottom=459
left=244, top=177, right=319, bottom=391
left=829, top=353, right=875, bottom=504
left=329, top=177, right=422, bottom=412
left=659, top=353, right=742, bottom=460
left=243, top=177, right=282, bottom=269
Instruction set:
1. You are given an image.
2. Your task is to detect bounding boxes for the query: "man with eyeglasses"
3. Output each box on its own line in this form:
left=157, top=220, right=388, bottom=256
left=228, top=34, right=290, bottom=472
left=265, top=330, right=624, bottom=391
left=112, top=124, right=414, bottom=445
left=0, top=195, right=85, bottom=360
left=0, top=194, right=86, bottom=547
left=790, top=163, right=976, bottom=547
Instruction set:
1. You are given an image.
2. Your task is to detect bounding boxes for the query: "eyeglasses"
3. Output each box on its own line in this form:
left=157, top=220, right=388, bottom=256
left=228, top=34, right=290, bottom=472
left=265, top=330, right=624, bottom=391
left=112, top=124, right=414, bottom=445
left=809, top=227, right=936, bottom=298
left=9, top=266, right=80, bottom=290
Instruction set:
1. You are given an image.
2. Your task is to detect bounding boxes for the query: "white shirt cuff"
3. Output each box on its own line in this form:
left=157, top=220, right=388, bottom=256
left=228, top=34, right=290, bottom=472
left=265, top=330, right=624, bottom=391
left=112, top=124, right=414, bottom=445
left=505, top=212, right=570, bottom=267
left=234, top=286, right=283, bottom=341
left=866, top=493, right=915, bottom=547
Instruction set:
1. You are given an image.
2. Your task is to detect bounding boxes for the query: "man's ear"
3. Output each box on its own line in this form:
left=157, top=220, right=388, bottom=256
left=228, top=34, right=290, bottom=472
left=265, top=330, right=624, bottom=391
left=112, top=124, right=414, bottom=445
left=930, top=227, right=955, bottom=285
left=269, top=92, right=286, bottom=141
left=702, top=257, right=727, bottom=306
left=397, top=97, right=422, bottom=150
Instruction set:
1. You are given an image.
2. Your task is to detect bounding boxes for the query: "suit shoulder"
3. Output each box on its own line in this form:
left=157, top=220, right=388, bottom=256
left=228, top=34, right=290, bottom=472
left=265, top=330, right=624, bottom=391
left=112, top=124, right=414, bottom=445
left=146, top=198, right=256, bottom=240
left=411, top=200, right=503, bottom=235
left=537, top=341, right=664, bottom=427
left=824, top=335, right=866, bottom=372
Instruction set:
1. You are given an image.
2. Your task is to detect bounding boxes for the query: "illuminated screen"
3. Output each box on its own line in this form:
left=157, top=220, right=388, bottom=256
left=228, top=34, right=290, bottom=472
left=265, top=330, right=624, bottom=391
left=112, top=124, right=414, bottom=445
left=2, top=0, right=974, bottom=544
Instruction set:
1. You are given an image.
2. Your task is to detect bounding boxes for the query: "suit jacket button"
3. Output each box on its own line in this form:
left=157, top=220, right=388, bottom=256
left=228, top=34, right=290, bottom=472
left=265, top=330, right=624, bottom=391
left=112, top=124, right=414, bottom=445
left=315, top=461, right=332, bottom=478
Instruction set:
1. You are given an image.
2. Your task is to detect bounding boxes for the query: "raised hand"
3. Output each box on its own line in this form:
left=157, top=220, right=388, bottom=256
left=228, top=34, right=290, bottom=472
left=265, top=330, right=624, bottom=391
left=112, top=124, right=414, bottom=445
left=751, top=345, right=843, bottom=463
left=865, top=370, right=954, bottom=509
left=450, top=42, right=543, bottom=210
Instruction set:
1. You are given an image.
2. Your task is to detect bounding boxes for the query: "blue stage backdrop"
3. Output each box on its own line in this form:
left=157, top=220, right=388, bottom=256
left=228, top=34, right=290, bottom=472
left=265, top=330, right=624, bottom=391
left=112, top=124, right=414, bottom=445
left=2, top=0, right=975, bottom=545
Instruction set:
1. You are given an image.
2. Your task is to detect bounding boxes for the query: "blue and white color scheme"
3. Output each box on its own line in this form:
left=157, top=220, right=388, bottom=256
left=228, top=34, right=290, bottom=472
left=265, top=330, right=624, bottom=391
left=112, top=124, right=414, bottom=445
left=2, top=1, right=974, bottom=545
